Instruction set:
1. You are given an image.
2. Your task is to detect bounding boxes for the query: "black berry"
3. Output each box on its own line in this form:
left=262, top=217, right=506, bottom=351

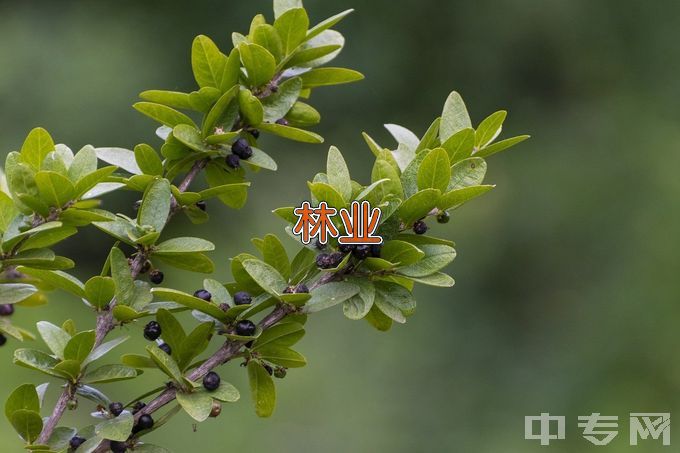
left=0, top=304, right=14, bottom=316
left=132, top=401, right=146, bottom=414
left=159, top=343, right=172, bottom=355
left=69, top=436, right=86, bottom=450
left=109, top=402, right=124, bottom=417
left=315, top=253, right=334, bottom=269
left=194, top=289, right=212, bottom=301
left=231, top=138, right=253, bottom=159
left=275, top=118, right=289, bottom=126
left=273, top=367, right=287, bottom=379
left=338, top=243, right=355, bottom=254
left=135, top=414, right=154, bottom=432
left=149, top=270, right=164, bottom=285
left=109, top=440, right=127, bottom=452
left=196, top=200, right=207, bottom=212
left=370, top=244, right=382, bottom=258
left=330, top=252, right=345, bottom=267
left=143, top=321, right=161, bottom=341
left=245, top=340, right=254, bottom=348
left=294, top=283, right=309, bottom=294
left=235, top=320, right=256, bottom=336
left=0, top=334, right=6, bottom=346
left=249, top=129, right=260, bottom=139
left=437, top=211, right=450, bottom=224
left=233, top=291, right=252, bottom=305
left=203, top=371, right=221, bottom=391
left=413, top=220, right=428, bottom=235
left=226, top=154, right=240, bottom=168
left=313, top=238, right=326, bottom=250
left=352, top=245, right=371, bottom=260
left=263, top=364, right=273, bottom=375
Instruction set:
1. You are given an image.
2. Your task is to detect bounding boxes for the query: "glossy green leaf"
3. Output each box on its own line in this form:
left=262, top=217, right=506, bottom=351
left=326, top=146, right=352, bottom=201
left=0, top=283, right=38, bottom=304
left=154, top=237, right=215, bottom=255
left=139, top=90, right=192, bottom=110
left=20, top=127, right=55, bottom=171
left=10, top=409, right=43, bottom=443
left=202, top=86, right=239, bottom=137
left=475, top=135, right=530, bottom=158
left=178, top=322, right=213, bottom=370
left=397, top=244, right=456, bottom=277
left=438, top=185, right=495, bottom=210
left=299, top=67, right=364, bottom=87
left=248, top=361, right=276, bottom=418
left=381, top=240, right=425, bottom=266
left=253, top=322, right=305, bottom=350
left=134, top=144, right=163, bottom=176
left=67, top=145, right=97, bottom=182
left=17, top=268, right=84, bottom=298
left=36, top=321, right=70, bottom=358
left=262, top=78, right=301, bottom=122
left=241, top=259, right=287, bottom=296
left=304, top=281, right=360, bottom=313
left=110, top=247, right=135, bottom=306
left=238, top=89, right=264, bottom=125
left=151, top=288, right=228, bottom=322
left=274, top=7, right=309, bottom=54
left=306, top=9, right=354, bottom=41
left=83, top=335, right=129, bottom=366
left=441, top=128, right=475, bottom=163
left=133, top=102, right=197, bottom=129
left=396, top=188, right=441, bottom=225
left=34, top=171, right=75, bottom=207
left=449, top=157, right=487, bottom=190
left=417, top=148, right=451, bottom=192
left=63, top=331, right=95, bottom=363
left=84, top=276, right=115, bottom=309
left=138, top=178, right=171, bottom=233
left=5, top=384, right=39, bottom=420
left=440, top=91, right=471, bottom=142
left=82, top=364, right=140, bottom=384
left=252, top=24, right=284, bottom=62
left=239, top=43, right=276, bottom=87
left=475, top=110, right=506, bottom=147
left=177, top=390, right=213, bottom=422
left=95, top=411, right=133, bottom=442
left=94, top=147, right=142, bottom=175
left=155, top=252, right=215, bottom=273
left=371, top=159, right=403, bottom=200
left=191, top=35, right=228, bottom=89
left=147, top=344, right=183, bottom=383
left=258, top=122, right=323, bottom=143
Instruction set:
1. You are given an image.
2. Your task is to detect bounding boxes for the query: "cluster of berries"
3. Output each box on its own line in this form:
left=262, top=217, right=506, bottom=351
left=226, top=138, right=253, bottom=169
left=0, top=303, right=14, bottom=346
left=69, top=403, right=154, bottom=452
left=315, top=243, right=383, bottom=269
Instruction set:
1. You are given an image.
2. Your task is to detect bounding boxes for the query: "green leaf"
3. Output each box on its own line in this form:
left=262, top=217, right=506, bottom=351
left=286, top=44, right=341, bottom=68
left=94, top=147, right=142, bottom=175
left=133, top=102, right=197, bottom=129
left=147, top=344, right=183, bottom=383
left=178, top=322, right=213, bottom=370
left=262, top=234, right=290, bottom=280
left=306, top=9, right=354, bottom=41
left=299, top=67, right=364, bottom=88
left=83, top=335, right=129, bottom=366
left=151, top=288, right=229, bottom=322
left=252, top=24, right=284, bottom=62
left=5, top=384, right=39, bottom=420
left=381, top=240, right=425, bottom=266
left=209, top=381, right=240, bottom=403
left=34, top=171, right=75, bottom=207
left=67, top=145, right=98, bottom=182
left=202, top=86, right=240, bottom=137
left=13, top=348, right=61, bottom=377
left=285, top=101, right=320, bottom=127
left=84, top=276, right=116, bottom=309
left=198, top=183, right=250, bottom=202
left=274, top=0, right=302, bottom=18
left=415, top=117, right=442, bottom=153
left=475, top=135, right=530, bottom=158
left=47, top=427, right=77, bottom=451
left=155, top=253, right=215, bottom=274
left=440, top=91, right=471, bottom=142
left=262, top=78, right=301, bottom=122
left=36, top=321, right=70, bottom=359
left=189, top=86, right=222, bottom=112
left=364, top=303, right=393, bottom=331
left=274, top=8, right=309, bottom=55
left=121, top=354, right=156, bottom=369
left=134, top=144, right=163, bottom=176
left=139, top=90, right=192, bottom=110
left=438, top=185, right=495, bottom=211
left=258, top=122, right=323, bottom=143
left=371, top=159, right=403, bottom=201
left=449, top=157, right=487, bottom=190
left=253, top=322, right=305, bottom=350
left=239, top=43, right=276, bottom=87
left=17, top=268, right=84, bottom=298
left=441, top=128, right=475, bottom=163
left=191, top=35, right=228, bottom=89
left=154, top=237, right=215, bottom=255
left=10, top=409, right=43, bottom=443
left=406, top=272, right=455, bottom=287
left=0, top=283, right=37, bottom=304
left=82, top=364, right=139, bottom=384
left=74, top=167, right=119, bottom=199
left=416, top=148, right=451, bottom=192
left=304, top=281, right=360, bottom=313
left=257, top=345, right=306, bottom=368
left=326, top=146, right=352, bottom=201
left=63, top=330, right=95, bottom=363
left=172, top=124, right=211, bottom=153
left=307, top=181, right=345, bottom=209
left=20, top=127, right=55, bottom=171
left=241, top=259, right=287, bottom=296
left=0, top=192, right=18, bottom=233
left=397, top=244, right=456, bottom=277
left=248, top=361, right=276, bottom=417
left=176, top=390, right=213, bottom=422
left=17, top=225, right=77, bottom=251
left=110, top=247, right=135, bottom=306
left=238, top=89, right=264, bottom=125
left=396, top=188, right=441, bottom=225
left=342, top=278, right=375, bottom=320
left=475, top=110, right=506, bottom=147
left=204, top=164, right=248, bottom=209
left=156, top=309, right=186, bottom=360
left=374, top=281, right=416, bottom=323
left=95, top=411, right=133, bottom=442
left=202, top=279, right=230, bottom=306
left=138, top=178, right=171, bottom=233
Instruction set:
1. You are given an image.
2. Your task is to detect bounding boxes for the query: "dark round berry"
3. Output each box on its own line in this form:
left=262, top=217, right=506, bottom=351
left=370, top=244, right=382, bottom=258
left=203, top=371, right=221, bottom=391
left=249, top=129, right=260, bottom=139
left=196, top=200, right=207, bottom=212
left=109, top=402, right=124, bottom=417
left=209, top=401, right=222, bottom=418
left=437, top=211, right=450, bottom=224
left=273, top=367, right=287, bottom=379
left=231, top=138, right=253, bottom=159
left=245, top=340, right=254, bottom=348
left=313, top=238, right=326, bottom=250
left=159, top=343, right=172, bottom=355
left=69, top=436, right=86, bottom=450
left=132, top=401, right=146, bottom=414
left=315, top=253, right=334, bottom=269
left=136, top=414, right=154, bottom=431
left=193, top=289, right=212, bottom=301
left=109, top=440, right=127, bottom=453
left=233, top=291, right=252, bottom=305
left=226, top=154, right=240, bottom=168
left=263, top=364, right=273, bottom=375
left=235, top=320, right=256, bottom=337
left=0, top=334, right=6, bottom=346
left=413, top=220, right=428, bottom=235
left=352, top=245, right=371, bottom=260
left=0, top=304, right=14, bottom=316
left=275, top=118, right=289, bottom=126
left=294, top=283, right=309, bottom=294
left=330, top=252, right=345, bottom=267
left=338, top=243, right=355, bottom=254
left=143, top=321, right=161, bottom=341
left=149, top=270, right=164, bottom=285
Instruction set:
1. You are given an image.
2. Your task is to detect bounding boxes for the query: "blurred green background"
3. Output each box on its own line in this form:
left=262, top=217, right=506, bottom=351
left=2, top=0, right=679, bottom=452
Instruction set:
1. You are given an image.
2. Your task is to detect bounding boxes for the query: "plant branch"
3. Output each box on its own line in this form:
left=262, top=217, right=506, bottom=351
left=36, top=384, right=73, bottom=445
